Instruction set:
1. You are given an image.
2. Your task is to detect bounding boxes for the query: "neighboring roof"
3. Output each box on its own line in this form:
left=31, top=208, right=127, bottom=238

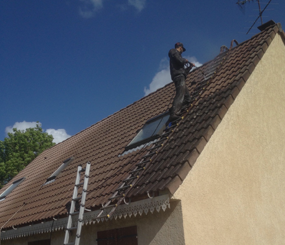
left=0, top=22, right=284, bottom=230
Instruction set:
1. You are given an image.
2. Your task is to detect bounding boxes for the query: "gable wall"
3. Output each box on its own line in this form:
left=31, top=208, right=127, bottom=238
left=174, top=33, right=285, bottom=244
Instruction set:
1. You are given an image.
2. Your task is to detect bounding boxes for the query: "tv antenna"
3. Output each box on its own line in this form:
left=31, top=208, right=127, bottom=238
left=236, top=0, right=273, bottom=34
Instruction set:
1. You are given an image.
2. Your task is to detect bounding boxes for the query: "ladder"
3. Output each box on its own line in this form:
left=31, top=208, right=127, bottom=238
left=64, top=162, right=91, bottom=245
left=96, top=51, right=229, bottom=221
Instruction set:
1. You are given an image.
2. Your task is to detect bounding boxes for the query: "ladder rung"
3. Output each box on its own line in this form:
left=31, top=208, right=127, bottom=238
left=191, top=91, right=200, bottom=97
left=79, top=168, right=86, bottom=173
left=72, top=197, right=81, bottom=201
left=130, top=168, right=144, bottom=174
left=160, top=134, right=169, bottom=140
left=109, top=194, right=125, bottom=200
left=96, top=214, right=111, bottom=219
left=100, top=204, right=117, bottom=210
left=123, top=176, right=138, bottom=183
left=155, top=138, right=167, bottom=145
left=69, top=211, right=79, bottom=216
left=156, top=137, right=169, bottom=145
left=75, top=182, right=84, bottom=187
left=149, top=144, right=161, bottom=151
left=171, top=117, right=183, bottom=124
left=64, top=242, right=75, bottom=245
left=156, top=136, right=170, bottom=144
left=195, top=83, right=207, bottom=91
left=203, top=75, right=213, bottom=81
left=142, top=152, right=156, bottom=159
left=117, top=184, right=132, bottom=191
left=161, top=129, right=172, bottom=136
left=137, top=159, right=150, bottom=166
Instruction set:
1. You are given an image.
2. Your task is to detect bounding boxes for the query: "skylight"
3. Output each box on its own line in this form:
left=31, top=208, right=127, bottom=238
left=45, top=157, right=74, bottom=185
left=125, top=112, right=169, bottom=151
left=0, top=177, right=25, bottom=201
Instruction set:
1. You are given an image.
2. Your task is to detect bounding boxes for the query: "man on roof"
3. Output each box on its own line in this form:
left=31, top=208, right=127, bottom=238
left=168, top=42, right=195, bottom=122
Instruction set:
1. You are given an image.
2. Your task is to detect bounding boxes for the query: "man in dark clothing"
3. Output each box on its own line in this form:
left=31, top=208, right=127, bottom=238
left=168, top=42, right=195, bottom=122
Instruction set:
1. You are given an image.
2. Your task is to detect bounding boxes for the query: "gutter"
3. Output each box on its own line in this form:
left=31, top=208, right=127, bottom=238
left=1, top=194, right=170, bottom=240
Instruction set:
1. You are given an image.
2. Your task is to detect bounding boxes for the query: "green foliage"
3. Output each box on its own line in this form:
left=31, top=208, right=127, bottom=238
left=0, top=123, right=55, bottom=188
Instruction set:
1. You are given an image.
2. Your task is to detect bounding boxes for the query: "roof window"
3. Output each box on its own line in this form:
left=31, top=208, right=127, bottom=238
left=0, top=177, right=25, bottom=201
left=45, top=157, right=74, bottom=185
left=125, top=112, right=169, bottom=151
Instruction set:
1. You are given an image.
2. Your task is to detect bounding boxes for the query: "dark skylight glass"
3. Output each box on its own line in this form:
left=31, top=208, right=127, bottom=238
left=0, top=177, right=25, bottom=201
left=126, top=112, right=169, bottom=150
left=45, top=157, right=74, bottom=185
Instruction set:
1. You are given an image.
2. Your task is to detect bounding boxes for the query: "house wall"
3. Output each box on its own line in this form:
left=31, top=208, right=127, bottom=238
left=1, top=200, right=185, bottom=245
left=174, top=33, right=285, bottom=244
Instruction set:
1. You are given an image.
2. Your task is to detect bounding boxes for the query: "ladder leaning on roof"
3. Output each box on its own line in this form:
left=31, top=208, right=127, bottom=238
left=63, top=162, right=91, bottom=245
left=95, top=51, right=230, bottom=221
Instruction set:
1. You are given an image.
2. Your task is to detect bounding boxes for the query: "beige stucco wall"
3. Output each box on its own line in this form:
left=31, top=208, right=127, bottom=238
left=174, top=33, right=285, bottom=244
left=1, top=200, right=185, bottom=245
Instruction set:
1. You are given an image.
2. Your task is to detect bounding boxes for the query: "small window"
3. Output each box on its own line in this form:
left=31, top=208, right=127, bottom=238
left=0, top=177, right=25, bottom=201
left=126, top=112, right=169, bottom=151
left=45, top=157, right=74, bottom=185
left=97, top=226, right=137, bottom=245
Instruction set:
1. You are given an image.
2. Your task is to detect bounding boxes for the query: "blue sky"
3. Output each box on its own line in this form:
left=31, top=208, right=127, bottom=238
left=1, top=0, right=284, bottom=143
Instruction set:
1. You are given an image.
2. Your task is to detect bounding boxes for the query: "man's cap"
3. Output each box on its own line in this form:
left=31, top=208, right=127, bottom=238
left=175, top=42, right=186, bottom=52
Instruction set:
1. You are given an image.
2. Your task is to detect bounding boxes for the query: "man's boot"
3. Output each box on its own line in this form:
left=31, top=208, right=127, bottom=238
left=168, top=114, right=180, bottom=122
left=181, top=99, right=191, bottom=112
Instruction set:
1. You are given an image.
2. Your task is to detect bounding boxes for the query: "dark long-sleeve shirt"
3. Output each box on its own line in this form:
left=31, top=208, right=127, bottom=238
left=168, top=48, right=188, bottom=80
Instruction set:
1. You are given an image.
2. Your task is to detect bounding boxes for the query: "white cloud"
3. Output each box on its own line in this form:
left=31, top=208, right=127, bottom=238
left=128, top=0, right=146, bottom=12
left=5, top=121, right=71, bottom=144
left=46, top=129, right=71, bottom=144
left=5, top=121, right=41, bottom=134
left=144, top=67, right=172, bottom=96
left=144, top=56, right=202, bottom=96
left=185, top=56, right=203, bottom=68
left=79, top=0, right=103, bottom=18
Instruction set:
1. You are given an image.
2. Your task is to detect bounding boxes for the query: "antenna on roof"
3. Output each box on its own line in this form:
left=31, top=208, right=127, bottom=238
left=245, top=0, right=273, bottom=34
left=237, top=0, right=273, bottom=34
left=237, top=0, right=263, bottom=24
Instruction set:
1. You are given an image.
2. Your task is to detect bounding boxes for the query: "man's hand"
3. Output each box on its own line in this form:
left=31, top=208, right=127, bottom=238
left=185, top=60, right=196, bottom=67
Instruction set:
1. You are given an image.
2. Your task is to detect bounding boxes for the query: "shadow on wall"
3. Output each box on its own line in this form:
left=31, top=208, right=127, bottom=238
left=78, top=200, right=185, bottom=245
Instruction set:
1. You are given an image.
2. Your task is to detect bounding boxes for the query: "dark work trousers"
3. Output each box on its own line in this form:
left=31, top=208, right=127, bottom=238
left=169, top=75, right=191, bottom=117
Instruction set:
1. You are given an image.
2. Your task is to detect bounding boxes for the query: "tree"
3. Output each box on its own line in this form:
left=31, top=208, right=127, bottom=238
left=0, top=124, right=55, bottom=188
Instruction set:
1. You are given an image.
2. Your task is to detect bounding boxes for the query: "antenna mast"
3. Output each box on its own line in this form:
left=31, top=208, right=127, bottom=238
left=236, top=0, right=263, bottom=25
left=257, top=0, right=263, bottom=24
left=237, top=0, right=273, bottom=34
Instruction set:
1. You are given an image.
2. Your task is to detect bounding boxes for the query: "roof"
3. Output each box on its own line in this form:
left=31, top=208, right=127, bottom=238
left=0, top=21, right=284, bottom=230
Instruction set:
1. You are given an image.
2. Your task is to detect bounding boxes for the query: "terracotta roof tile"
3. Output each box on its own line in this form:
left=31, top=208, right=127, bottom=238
left=0, top=22, right=282, bottom=229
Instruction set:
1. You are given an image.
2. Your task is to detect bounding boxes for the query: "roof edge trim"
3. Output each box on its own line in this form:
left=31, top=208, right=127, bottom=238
left=1, top=194, right=170, bottom=240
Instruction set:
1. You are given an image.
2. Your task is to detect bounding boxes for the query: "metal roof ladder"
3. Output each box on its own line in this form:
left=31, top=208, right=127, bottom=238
left=64, top=162, right=91, bottom=245
left=95, top=52, right=230, bottom=220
